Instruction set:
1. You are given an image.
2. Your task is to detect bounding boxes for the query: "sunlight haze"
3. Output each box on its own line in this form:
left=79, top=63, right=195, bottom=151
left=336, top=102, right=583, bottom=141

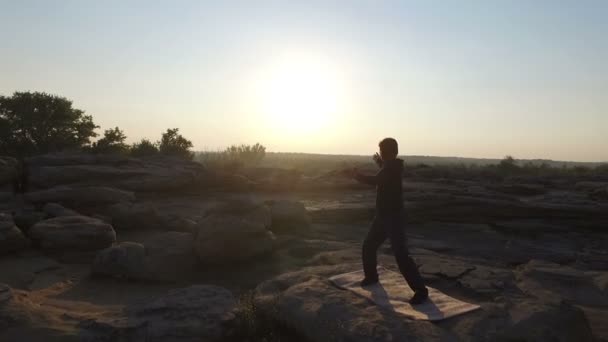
left=1, top=0, right=606, bottom=161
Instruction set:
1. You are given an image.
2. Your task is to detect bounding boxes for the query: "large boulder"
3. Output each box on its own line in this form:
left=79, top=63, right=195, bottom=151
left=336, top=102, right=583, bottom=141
left=80, top=285, right=237, bottom=342
left=268, top=200, right=311, bottom=232
left=195, top=215, right=275, bottom=264
left=254, top=264, right=593, bottom=342
left=91, top=242, right=149, bottom=280
left=0, top=214, right=29, bottom=254
left=29, top=216, right=116, bottom=254
left=25, top=186, right=134, bottom=206
left=27, top=153, right=209, bottom=192
left=92, top=232, right=198, bottom=281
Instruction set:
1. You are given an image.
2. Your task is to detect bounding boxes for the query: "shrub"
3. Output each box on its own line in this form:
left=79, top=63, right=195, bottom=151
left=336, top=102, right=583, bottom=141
left=197, top=143, right=266, bottom=173
left=130, top=139, right=159, bottom=157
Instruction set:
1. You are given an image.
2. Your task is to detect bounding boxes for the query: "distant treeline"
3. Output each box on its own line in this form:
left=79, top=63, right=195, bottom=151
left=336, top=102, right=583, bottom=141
left=257, top=153, right=608, bottom=179
left=262, top=152, right=605, bottom=168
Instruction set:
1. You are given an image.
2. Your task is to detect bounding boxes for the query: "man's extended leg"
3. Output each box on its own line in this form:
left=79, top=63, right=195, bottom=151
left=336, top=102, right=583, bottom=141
left=386, top=215, right=428, bottom=303
left=361, top=216, right=387, bottom=285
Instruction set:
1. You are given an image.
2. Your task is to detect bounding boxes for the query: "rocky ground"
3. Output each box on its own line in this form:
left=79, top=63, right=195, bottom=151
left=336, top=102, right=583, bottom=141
left=1, top=153, right=607, bottom=341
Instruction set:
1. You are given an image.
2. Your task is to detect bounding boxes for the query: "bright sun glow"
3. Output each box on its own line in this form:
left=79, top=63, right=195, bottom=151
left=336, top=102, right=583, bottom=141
left=257, top=53, right=346, bottom=136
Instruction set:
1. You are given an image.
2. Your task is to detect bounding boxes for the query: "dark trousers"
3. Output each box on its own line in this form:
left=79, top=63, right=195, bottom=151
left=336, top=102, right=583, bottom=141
left=362, top=213, right=426, bottom=292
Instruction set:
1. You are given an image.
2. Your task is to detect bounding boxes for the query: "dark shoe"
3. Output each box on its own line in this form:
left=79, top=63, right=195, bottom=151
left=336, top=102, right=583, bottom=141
left=359, top=277, right=379, bottom=287
left=409, top=289, right=429, bottom=305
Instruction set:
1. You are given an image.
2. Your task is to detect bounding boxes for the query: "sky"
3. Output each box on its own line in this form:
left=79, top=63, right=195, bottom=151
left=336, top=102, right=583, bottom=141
left=1, top=0, right=607, bottom=162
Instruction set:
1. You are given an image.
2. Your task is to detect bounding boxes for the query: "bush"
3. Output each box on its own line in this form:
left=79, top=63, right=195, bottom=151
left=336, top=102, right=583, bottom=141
left=224, top=143, right=266, bottom=165
left=0, top=91, right=98, bottom=156
left=159, top=128, right=193, bottom=159
left=130, top=139, right=159, bottom=157
left=90, top=127, right=129, bottom=154
left=197, top=143, right=266, bottom=173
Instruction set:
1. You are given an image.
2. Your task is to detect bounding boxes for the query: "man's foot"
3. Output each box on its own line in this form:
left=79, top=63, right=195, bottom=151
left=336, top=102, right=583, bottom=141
left=359, top=277, right=379, bottom=287
left=409, top=289, right=429, bottom=305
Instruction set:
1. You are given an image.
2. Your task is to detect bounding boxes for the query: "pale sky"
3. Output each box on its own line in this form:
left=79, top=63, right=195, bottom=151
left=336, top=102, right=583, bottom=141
left=1, top=1, right=607, bottom=161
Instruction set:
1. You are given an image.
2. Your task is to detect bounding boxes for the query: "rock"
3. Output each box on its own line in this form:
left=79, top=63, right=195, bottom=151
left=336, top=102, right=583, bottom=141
left=143, top=231, right=198, bottom=279
left=0, top=157, right=17, bottom=185
left=195, top=215, right=275, bottom=264
left=492, top=219, right=570, bottom=236
left=80, top=285, right=237, bottom=342
left=417, top=256, right=475, bottom=279
left=596, top=273, right=608, bottom=293
left=12, top=210, right=45, bottom=232
left=42, top=203, right=80, bottom=217
left=205, top=199, right=271, bottom=228
left=29, top=216, right=116, bottom=253
left=163, top=216, right=198, bottom=233
left=591, top=186, right=608, bottom=201
left=516, top=259, right=608, bottom=307
left=0, top=284, right=40, bottom=331
left=92, top=242, right=148, bottom=280
left=307, top=202, right=374, bottom=223
left=457, top=265, right=514, bottom=295
left=254, top=264, right=594, bottom=342
left=0, top=213, right=29, bottom=254
left=487, top=183, right=547, bottom=196
left=494, top=301, right=593, bottom=342
left=268, top=200, right=311, bottom=232
left=103, top=201, right=163, bottom=230
left=27, top=153, right=209, bottom=192
left=93, top=232, right=198, bottom=281
left=25, top=186, right=135, bottom=206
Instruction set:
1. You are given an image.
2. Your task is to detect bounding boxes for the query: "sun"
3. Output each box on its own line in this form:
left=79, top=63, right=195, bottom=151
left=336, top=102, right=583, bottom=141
left=258, top=54, right=345, bottom=136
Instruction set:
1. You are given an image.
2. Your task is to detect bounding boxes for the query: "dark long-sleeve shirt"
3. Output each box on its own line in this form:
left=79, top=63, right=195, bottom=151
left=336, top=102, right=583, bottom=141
left=355, top=158, right=404, bottom=216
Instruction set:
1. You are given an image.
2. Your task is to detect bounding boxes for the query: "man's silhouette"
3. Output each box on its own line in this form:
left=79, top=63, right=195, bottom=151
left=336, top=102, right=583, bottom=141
left=349, top=138, right=428, bottom=305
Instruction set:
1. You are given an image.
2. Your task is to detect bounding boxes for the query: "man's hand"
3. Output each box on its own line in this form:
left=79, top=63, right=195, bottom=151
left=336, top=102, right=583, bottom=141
left=373, top=153, right=383, bottom=167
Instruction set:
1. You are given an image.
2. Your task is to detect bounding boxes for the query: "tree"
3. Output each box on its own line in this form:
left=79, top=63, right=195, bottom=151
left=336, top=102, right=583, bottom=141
left=131, top=138, right=159, bottom=157
left=498, top=155, right=518, bottom=171
left=0, top=91, right=98, bottom=156
left=159, top=128, right=193, bottom=159
left=90, top=127, right=129, bottom=154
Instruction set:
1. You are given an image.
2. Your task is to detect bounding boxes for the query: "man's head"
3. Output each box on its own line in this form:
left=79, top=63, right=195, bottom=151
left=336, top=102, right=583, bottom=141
left=378, top=137, right=398, bottom=160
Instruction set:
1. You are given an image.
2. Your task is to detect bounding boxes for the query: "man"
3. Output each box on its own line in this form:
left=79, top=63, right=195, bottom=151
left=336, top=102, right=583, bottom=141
left=349, top=138, right=428, bottom=305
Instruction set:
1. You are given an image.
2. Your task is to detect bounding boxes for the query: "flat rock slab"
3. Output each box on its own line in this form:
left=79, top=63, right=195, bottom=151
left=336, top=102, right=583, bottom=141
left=329, top=267, right=480, bottom=321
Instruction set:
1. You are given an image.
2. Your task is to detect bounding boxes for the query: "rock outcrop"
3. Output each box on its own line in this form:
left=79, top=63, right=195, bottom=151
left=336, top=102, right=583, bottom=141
left=516, top=259, right=608, bottom=307
left=0, top=157, right=17, bottom=187
left=25, top=186, right=135, bottom=206
left=254, top=264, right=594, bottom=342
left=80, top=285, right=237, bottom=342
left=27, top=153, right=209, bottom=192
left=42, top=203, right=80, bottom=218
left=268, top=200, right=311, bottom=232
left=0, top=214, right=29, bottom=254
left=91, top=242, right=149, bottom=280
left=195, top=204, right=275, bottom=264
left=28, top=216, right=116, bottom=255
left=92, top=232, right=198, bottom=281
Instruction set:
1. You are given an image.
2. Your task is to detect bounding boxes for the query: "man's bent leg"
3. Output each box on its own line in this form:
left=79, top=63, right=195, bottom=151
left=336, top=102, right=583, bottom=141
left=362, top=217, right=387, bottom=280
left=387, top=216, right=426, bottom=292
